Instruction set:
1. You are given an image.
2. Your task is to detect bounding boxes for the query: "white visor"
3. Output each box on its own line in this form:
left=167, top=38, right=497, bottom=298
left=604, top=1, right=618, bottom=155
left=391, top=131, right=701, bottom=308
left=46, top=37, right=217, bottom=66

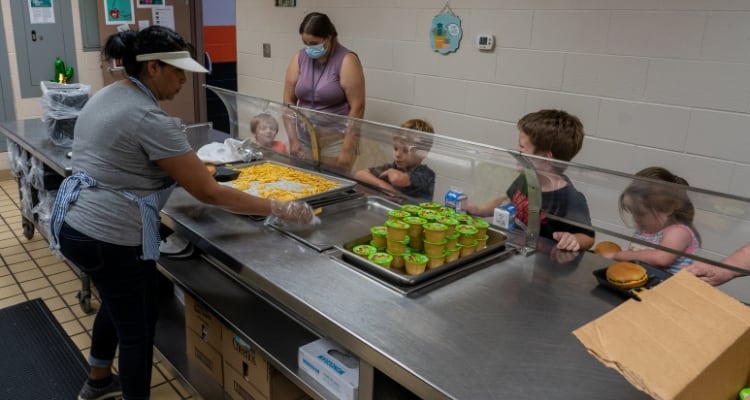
left=135, top=51, right=208, bottom=73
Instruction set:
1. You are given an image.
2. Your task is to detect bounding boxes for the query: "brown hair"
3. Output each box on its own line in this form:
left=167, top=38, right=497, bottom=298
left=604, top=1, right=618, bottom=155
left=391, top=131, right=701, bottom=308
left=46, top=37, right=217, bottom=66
left=517, top=109, right=584, bottom=162
left=299, top=12, right=338, bottom=39
left=619, top=166, right=701, bottom=243
left=397, top=118, right=435, bottom=153
left=250, top=113, right=279, bottom=134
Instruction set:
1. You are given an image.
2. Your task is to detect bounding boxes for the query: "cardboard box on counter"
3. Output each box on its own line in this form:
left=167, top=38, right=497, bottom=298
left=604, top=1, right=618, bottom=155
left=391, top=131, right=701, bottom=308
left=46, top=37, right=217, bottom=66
left=573, top=271, right=750, bottom=400
left=298, top=338, right=359, bottom=400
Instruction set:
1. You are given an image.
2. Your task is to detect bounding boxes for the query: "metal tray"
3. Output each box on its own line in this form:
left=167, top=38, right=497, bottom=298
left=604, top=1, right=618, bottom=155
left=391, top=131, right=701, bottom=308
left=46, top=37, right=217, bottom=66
left=225, top=159, right=357, bottom=204
left=340, top=228, right=507, bottom=286
left=592, top=261, right=672, bottom=301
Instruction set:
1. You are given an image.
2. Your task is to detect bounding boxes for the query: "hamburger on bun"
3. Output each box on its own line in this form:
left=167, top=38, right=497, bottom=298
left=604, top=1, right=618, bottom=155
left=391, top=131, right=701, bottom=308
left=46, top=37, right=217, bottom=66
left=594, top=241, right=622, bottom=255
left=606, top=262, right=648, bottom=289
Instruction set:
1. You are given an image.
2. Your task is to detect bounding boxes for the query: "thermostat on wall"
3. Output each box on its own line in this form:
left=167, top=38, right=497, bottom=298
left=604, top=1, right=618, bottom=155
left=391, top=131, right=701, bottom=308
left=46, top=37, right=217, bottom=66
left=475, top=33, right=494, bottom=51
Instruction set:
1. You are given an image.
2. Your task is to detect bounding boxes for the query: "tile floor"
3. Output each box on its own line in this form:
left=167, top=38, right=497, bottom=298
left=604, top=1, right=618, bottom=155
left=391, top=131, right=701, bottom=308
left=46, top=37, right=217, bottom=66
left=0, top=178, right=200, bottom=400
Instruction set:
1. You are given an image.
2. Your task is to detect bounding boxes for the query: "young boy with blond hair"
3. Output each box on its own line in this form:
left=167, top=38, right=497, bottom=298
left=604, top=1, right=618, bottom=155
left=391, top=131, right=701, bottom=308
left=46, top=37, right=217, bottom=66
left=354, top=119, right=436, bottom=201
left=251, top=113, right=287, bottom=153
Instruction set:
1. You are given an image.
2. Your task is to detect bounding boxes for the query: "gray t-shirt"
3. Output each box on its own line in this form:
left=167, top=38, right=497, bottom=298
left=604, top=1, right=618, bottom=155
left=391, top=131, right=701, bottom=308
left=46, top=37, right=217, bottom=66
left=65, top=81, right=191, bottom=246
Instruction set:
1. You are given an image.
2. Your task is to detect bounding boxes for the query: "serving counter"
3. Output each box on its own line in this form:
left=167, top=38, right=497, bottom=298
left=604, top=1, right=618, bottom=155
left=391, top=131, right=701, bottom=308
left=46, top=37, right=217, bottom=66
left=159, top=186, right=648, bottom=400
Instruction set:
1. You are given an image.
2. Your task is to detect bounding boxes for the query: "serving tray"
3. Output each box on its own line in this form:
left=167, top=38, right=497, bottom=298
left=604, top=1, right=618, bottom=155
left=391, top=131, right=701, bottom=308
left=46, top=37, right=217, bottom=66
left=592, top=261, right=672, bottom=301
left=341, top=229, right=507, bottom=286
left=224, top=160, right=357, bottom=204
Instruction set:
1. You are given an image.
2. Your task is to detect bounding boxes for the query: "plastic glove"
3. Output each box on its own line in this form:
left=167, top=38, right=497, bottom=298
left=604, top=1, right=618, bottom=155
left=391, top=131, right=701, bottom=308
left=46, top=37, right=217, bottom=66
left=270, top=198, right=315, bottom=225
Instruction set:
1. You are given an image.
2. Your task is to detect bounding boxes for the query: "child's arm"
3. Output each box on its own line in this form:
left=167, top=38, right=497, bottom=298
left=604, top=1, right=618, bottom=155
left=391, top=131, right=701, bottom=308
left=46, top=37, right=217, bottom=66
left=606, top=226, right=693, bottom=268
left=379, top=169, right=410, bottom=188
left=353, top=168, right=398, bottom=193
left=464, top=197, right=506, bottom=217
left=552, top=231, right=595, bottom=251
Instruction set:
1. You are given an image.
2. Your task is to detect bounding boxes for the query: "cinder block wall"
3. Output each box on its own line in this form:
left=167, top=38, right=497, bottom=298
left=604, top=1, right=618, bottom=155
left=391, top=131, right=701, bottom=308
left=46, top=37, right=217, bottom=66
left=235, top=1, right=750, bottom=200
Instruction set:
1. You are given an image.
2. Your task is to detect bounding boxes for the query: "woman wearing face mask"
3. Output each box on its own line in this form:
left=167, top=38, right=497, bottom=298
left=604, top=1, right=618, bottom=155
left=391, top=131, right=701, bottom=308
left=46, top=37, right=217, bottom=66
left=283, top=12, right=365, bottom=171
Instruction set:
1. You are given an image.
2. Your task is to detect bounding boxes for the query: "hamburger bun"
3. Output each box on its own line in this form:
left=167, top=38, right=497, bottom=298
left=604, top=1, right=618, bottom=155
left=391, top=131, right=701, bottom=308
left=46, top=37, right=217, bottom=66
left=205, top=163, right=217, bottom=176
left=594, top=241, right=622, bottom=255
left=606, top=262, right=648, bottom=289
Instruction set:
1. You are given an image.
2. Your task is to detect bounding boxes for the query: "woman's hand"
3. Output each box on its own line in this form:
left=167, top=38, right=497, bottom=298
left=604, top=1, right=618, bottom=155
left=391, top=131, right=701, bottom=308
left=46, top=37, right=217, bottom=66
left=685, top=262, right=741, bottom=286
left=270, top=199, right=315, bottom=225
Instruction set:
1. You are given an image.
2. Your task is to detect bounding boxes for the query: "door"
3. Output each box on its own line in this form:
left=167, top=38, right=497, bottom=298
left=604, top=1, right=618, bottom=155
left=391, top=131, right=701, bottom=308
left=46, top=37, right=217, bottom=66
left=0, top=4, right=17, bottom=151
left=10, top=0, right=77, bottom=98
left=96, top=0, right=205, bottom=124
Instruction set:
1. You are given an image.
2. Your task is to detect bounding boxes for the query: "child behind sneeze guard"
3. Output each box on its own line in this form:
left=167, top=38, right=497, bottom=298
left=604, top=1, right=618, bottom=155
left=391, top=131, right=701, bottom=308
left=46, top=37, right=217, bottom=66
left=601, top=166, right=701, bottom=273
left=251, top=113, right=288, bottom=154
left=353, top=119, right=436, bottom=202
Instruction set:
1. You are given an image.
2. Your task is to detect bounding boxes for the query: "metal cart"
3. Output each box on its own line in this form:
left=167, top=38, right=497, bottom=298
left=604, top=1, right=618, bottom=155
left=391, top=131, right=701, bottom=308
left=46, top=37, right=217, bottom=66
left=2, top=119, right=93, bottom=313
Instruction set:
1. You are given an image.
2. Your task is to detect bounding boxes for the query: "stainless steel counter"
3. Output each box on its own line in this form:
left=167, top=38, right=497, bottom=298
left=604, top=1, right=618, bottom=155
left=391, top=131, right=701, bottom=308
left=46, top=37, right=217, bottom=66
left=1, top=119, right=72, bottom=176
left=161, top=187, right=649, bottom=400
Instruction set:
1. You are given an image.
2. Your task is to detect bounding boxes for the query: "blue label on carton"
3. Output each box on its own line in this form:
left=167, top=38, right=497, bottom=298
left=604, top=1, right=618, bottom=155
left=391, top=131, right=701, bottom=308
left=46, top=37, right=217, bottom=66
left=444, top=189, right=467, bottom=212
left=493, top=204, right=516, bottom=230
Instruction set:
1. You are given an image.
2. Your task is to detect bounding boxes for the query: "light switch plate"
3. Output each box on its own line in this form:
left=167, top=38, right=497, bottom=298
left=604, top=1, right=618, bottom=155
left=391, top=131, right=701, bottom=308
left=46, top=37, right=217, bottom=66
left=263, top=43, right=271, bottom=58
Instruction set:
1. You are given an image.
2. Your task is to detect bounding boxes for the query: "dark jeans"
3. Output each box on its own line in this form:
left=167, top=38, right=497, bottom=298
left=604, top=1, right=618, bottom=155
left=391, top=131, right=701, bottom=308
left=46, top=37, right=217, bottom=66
left=59, top=223, right=157, bottom=400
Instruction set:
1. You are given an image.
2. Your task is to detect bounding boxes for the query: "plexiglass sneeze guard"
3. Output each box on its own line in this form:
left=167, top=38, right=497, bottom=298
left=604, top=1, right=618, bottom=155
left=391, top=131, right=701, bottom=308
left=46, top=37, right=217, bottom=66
left=206, top=85, right=750, bottom=279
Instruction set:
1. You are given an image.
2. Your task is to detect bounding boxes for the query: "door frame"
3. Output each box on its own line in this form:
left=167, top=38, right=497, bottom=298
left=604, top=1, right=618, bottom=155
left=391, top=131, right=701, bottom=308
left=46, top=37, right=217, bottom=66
left=0, top=4, right=16, bottom=122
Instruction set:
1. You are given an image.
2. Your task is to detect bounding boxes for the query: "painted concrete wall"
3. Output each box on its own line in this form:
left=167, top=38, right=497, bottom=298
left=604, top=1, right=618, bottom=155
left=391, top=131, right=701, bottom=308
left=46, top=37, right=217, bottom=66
left=234, top=1, right=750, bottom=200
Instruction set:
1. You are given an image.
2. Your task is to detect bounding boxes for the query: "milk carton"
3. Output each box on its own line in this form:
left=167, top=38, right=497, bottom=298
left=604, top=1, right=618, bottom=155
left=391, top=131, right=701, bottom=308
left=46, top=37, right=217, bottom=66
left=444, top=187, right=467, bottom=213
left=493, top=203, right=516, bottom=230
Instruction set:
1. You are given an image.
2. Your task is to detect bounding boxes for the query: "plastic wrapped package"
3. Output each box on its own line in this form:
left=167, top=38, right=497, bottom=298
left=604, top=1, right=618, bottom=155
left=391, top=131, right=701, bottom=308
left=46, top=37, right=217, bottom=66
left=28, top=156, right=45, bottom=190
left=19, top=177, right=34, bottom=221
left=40, top=81, right=90, bottom=147
left=6, top=139, right=30, bottom=178
left=33, top=189, right=57, bottom=241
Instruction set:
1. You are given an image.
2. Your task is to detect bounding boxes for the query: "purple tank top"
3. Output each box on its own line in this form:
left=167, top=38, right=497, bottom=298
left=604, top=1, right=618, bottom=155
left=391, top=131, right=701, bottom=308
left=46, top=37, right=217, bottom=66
left=295, top=43, right=352, bottom=117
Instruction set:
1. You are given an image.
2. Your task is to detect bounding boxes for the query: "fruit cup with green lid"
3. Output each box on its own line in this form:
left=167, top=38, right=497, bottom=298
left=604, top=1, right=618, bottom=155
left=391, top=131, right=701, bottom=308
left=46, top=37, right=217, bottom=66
left=352, top=244, right=377, bottom=258
left=423, top=222, right=448, bottom=243
left=385, top=219, right=410, bottom=241
left=369, top=252, right=393, bottom=269
left=404, top=253, right=429, bottom=275
left=370, top=226, right=388, bottom=248
left=456, top=224, right=479, bottom=246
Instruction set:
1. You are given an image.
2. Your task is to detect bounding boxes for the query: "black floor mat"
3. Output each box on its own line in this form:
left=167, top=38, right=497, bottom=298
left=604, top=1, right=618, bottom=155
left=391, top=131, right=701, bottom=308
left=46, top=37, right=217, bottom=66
left=0, top=298, right=88, bottom=399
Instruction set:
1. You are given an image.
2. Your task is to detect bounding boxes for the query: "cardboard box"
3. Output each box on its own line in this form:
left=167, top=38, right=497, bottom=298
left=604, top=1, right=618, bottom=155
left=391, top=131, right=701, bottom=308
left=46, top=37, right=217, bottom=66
left=298, top=338, right=359, bottom=400
left=573, top=271, right=750, bottom=400
left=224, top=361, right=306, bottom=400
left=222, top=327, right=271, bottom=396
left=186, top=328, right=223, bottom=386
left=185, top=293, right=222, bottom=351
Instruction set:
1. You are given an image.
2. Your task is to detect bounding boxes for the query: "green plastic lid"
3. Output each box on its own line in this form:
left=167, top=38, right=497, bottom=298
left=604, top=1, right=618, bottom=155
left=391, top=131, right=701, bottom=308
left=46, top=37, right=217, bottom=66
left=370, top=226, right=387, bottom=236
left=353, top=244, right=377, bottom=256
left=403, top=216, right=427, bottom=225
left=472, top=219, right=490, bottom=228
left=369, top=252, right=393, bottom=264
left=388, top=209, right=411, bottom=218
left=404, top=253, right=429, bottom=264
left=435, top=215, right=458, bottom=226
left=423, top=222, right=448, bottom=232
left=400, top=204, right=422, bottom=214
left=385, top=219, right=410, bottom=230
left=456, top=224, right=478, bottom=235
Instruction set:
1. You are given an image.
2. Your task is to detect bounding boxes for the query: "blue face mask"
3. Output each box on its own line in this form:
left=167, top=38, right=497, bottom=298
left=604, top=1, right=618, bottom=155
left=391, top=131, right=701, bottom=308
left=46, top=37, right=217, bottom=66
left=305, top=43, right=326, bottom=59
